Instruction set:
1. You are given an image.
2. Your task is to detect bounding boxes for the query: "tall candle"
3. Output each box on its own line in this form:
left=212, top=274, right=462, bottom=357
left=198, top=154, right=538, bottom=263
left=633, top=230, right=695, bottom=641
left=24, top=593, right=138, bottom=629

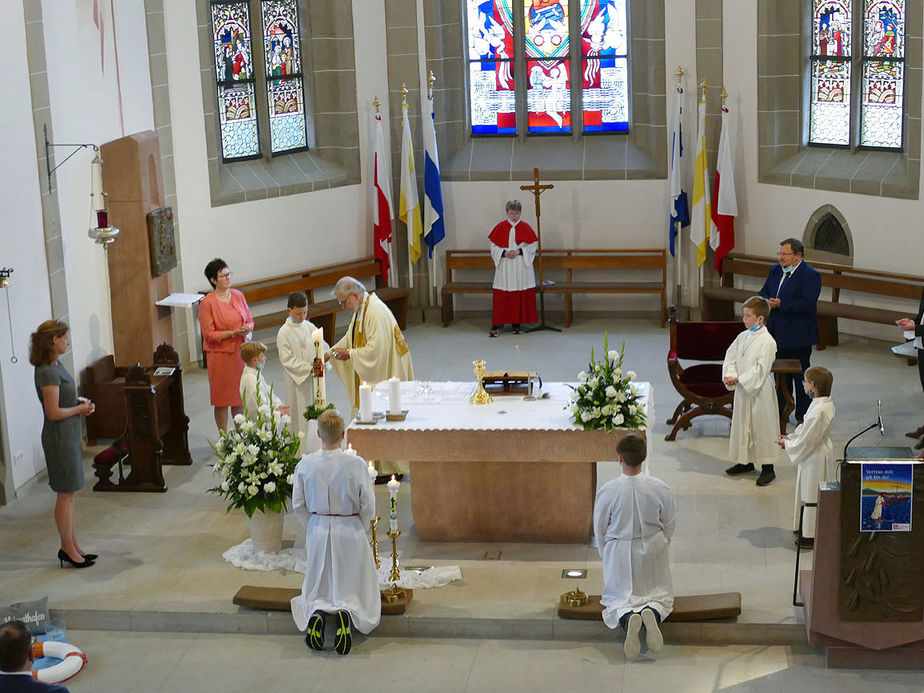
left=388, top=376, right=402, bottom=415
left=311, top=327, right=326, bottom=406
left=367, top=459, right=377, bottom=480
left=359, top=381, right=373, bottom=422
left=387, top=474, right=400, bottom=532
left=345, top=443, right=356, bottom=455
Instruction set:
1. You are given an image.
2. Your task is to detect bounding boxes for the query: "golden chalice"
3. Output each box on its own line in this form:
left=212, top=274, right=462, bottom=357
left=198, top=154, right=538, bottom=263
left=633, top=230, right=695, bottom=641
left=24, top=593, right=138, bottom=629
left=470, top=360, right=493, bottom=405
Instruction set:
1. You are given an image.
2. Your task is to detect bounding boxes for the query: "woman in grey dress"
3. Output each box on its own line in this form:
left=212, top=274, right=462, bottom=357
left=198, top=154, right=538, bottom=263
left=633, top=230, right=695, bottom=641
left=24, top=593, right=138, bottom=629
left=30, top=320, right=97, bottom=568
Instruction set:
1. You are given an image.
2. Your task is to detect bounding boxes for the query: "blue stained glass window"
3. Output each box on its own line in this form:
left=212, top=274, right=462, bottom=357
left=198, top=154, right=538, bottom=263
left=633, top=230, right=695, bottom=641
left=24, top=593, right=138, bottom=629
left=212, top=1, right=261, bottom=160
left=261, top=0, right=308, bottom=154
left=809, top=0, right=852, bottom=146
left=860, top=0, right=905, bottom=148
left=580, top=0, right=628, bottom=133
left=468, top=0, right=517, bottom=134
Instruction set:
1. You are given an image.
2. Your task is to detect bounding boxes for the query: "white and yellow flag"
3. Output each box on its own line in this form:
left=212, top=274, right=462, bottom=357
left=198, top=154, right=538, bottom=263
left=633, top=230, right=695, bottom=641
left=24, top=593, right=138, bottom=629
left=690, top=96, right=711, bottom=270
left=399, top=101, right=423, bottom=288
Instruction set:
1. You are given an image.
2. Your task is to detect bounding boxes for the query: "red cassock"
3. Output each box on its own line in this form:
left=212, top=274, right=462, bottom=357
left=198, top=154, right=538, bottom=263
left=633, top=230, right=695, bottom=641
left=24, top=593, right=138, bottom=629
left=489, top=220, right=539, bottom=326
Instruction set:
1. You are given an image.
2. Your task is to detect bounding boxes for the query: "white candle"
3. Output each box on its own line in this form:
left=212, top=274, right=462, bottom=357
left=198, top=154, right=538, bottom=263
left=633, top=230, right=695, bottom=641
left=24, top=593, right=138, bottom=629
left=387, top=475, right=400, bottom=532
left=388, top=376, right=402, bottom=415
left=311, top=327, right=326, bottom=406
left=345, top=443, right=356, bottom=455
left=359, top=381, right=373, bottom=422
left=367, top=459, right=377, bottom=480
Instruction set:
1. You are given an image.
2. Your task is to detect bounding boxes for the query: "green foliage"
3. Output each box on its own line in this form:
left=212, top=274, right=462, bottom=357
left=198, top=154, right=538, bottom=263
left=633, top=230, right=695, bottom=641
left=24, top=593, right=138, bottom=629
left=568, top=334, right=647, bottom=432
left=208, top=386, right=301, bottom=517
left=303, top=401, right=335, bottom=421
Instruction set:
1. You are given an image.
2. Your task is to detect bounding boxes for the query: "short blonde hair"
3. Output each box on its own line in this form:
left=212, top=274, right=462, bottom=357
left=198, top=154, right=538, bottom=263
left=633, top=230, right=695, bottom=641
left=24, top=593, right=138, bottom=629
left=240, top=341, right=266, bottom=365
left=805, top=366, right=833, bottom=397
left=742, top=296, right=771, bottom=320
left=318, top=409, right=345, bottom=444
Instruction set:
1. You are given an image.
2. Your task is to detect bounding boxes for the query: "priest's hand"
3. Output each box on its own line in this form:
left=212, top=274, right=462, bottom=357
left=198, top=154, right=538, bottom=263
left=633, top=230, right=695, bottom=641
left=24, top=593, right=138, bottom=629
left=723, top=375, right=738, bottom=386
left=331, top=348, right=351, bottom=361
left=896, top=318, right=915, bottom=330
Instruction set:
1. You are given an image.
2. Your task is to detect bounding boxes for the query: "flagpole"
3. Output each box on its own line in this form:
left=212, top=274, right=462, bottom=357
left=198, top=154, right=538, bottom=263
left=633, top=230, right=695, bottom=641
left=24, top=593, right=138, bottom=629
left=401, top=84, right=415, bottom=290
left=674, top=66, right=684, bottom=308
left=427, top=72, right=437, bottom=307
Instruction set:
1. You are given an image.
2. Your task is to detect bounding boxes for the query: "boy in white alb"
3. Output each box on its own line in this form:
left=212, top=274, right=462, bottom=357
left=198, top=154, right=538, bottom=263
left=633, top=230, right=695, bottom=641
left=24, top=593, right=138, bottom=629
left=723, top=296, right=780, bottom=487
left=777, top=366, right=835, bottom=548
left=239, top=341, right=288, bottom=419
left=276, top=291, right=328, bottom=454
left=594, top=434, right=675, bottom=660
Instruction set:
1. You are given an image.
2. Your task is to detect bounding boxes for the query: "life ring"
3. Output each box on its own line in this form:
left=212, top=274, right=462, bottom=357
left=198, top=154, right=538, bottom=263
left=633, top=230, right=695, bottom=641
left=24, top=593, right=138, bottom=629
left=31, top=640, right=87, bottom=684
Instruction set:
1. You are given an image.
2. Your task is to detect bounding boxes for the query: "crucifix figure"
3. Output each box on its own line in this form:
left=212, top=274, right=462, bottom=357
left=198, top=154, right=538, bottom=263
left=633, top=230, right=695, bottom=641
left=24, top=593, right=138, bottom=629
left=520, top=167, right=560, bottom=332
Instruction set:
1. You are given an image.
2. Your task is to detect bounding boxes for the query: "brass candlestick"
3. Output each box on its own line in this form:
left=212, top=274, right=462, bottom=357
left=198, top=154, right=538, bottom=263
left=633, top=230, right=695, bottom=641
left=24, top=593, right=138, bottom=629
left=370, top=516, right=381, bottom=569
left=470, top=360, right=493, bottom=405
left=382, top=529, right=406, bottom=603
left=561, top=588, right=590, bottom=607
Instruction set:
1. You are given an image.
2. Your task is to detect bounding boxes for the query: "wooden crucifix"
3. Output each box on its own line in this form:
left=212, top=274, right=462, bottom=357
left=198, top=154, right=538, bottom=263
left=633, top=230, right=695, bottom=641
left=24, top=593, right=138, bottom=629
left=520, top=167, right=559, bottom=332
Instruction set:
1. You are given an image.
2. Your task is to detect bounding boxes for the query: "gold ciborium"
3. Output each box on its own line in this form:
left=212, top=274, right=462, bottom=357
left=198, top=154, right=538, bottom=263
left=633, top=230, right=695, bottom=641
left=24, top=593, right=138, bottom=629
left=470, top=360, right=493, bottom=405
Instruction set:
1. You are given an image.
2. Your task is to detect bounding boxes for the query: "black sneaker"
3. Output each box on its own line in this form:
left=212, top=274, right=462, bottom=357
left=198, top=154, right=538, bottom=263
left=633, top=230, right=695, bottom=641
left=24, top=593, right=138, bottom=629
left=725, top=463, right=755, bottom=476
left=756, top=466, right=776, bottom=486
left=333, top=610, right=352, bottom=655
left=305, top=611, right=325, bottom=651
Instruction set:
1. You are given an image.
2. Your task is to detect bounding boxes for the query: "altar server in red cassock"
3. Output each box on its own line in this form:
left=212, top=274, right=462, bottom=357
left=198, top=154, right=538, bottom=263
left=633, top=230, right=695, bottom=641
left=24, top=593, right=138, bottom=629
left=488, top=199, right=538, bottom=337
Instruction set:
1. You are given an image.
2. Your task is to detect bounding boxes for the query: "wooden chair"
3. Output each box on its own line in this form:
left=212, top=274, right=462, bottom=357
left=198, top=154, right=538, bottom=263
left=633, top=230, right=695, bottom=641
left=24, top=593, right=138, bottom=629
left=665, top=306, right=742, bottom=441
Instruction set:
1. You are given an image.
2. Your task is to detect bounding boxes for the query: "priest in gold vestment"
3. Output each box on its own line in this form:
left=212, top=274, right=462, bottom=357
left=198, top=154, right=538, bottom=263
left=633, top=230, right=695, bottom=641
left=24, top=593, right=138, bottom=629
left=329, top=277, right=414, bottom=476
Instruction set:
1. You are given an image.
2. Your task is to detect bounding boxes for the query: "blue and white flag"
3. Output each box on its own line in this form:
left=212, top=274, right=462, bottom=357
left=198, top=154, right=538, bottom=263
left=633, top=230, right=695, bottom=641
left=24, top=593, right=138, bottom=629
left=423, top=90, right=445, bottom=287
left=668, top=85, right=689, bottom=256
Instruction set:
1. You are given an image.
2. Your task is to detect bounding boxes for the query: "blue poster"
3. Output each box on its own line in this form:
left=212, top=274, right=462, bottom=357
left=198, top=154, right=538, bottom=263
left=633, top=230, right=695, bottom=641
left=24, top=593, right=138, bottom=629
left=860, top=463, right=913, bottom=532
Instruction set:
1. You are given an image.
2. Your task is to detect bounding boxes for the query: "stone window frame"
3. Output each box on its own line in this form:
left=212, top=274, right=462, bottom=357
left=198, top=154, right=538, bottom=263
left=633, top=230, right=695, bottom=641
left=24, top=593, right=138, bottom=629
left=425, top=0, right=667, bottom=182
left=196, top=0, right=361, bottom=206
left=757, top=0, right=921, bottom=200
left=803, top=203, right=855, bottom=266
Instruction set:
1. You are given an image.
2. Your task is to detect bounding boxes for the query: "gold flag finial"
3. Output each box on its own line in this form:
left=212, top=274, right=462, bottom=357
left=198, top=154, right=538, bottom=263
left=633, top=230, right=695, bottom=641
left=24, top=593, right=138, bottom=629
left=675, top=66, right=684, bottom=83
left=373, top=96, right=380, bottom=116
left=721, top=88, right=728, bottom=106
left=700, top=78, right=708, bottom=100
left=401, top=83, right=408, bottom=105
left=428, top=70, right=436, bottom=95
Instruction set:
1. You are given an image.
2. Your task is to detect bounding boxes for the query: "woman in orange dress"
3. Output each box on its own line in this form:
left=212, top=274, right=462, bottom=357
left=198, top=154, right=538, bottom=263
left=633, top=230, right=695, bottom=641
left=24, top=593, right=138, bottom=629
left=199, top=258, right=254, bottom=432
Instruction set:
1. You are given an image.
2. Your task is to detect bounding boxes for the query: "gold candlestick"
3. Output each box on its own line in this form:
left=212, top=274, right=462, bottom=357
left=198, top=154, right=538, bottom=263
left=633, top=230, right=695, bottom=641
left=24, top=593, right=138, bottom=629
left=382, top=529, right=406, bottom=603
left=370, top=516, right=381, bottom=569
left=561, top=587, right=590, bottom=607
left=470, top=360, right=493, bottom=405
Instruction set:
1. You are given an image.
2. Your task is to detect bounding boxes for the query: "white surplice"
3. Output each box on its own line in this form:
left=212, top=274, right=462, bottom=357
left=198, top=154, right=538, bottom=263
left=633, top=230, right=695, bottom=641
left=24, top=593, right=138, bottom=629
left=782, top=396, right=835, bottom=537
left=594, top=473, right=676, bottom=626
left=239, top=365, right=282, bottom=419
left=290, top=448, right=381, bottom=634
left=490, top=222, right=537, bottom=291
left=722, top=327, right=779, bottom=466
left=277, top=317, right=327, bottom=455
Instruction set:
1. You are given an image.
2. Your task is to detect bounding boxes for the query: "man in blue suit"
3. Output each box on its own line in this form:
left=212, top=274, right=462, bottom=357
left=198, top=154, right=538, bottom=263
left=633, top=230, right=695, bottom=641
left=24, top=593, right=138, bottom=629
left=0, top=621, right=69, bottom=693
left=759, top=238, right=822, bottom=425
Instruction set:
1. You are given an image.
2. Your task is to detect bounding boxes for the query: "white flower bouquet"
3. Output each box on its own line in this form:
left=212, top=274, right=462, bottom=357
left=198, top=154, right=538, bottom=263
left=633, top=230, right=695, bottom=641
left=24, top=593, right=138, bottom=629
left=569, top=334, right=646, bottom=431
left=209, top=387, right=300, bottom=517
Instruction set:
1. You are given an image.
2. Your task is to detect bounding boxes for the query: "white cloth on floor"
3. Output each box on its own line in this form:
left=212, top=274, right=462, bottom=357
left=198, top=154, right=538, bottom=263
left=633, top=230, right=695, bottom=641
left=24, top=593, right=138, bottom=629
left=289, top=448, right=381, bottom=634
left=593, top=473, right=676, bottom=626
left=723, top=327, right=779, bottom=466
left=783, top=396, right=835, bottom=537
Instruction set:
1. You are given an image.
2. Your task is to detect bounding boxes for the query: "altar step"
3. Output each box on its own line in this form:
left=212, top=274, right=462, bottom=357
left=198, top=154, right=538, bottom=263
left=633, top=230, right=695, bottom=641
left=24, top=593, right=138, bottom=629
left=50, top=607, right=805, bottom=647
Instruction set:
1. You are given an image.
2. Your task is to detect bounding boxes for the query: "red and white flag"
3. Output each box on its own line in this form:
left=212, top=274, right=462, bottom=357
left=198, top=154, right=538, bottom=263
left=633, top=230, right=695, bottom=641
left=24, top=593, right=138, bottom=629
left=372, top=112, right=396, bottom=287
left=710, top=105, right=737, bottom=275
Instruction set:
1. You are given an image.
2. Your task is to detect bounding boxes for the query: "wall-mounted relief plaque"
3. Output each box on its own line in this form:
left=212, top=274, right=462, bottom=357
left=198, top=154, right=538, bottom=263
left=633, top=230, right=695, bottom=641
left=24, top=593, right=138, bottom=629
left=147, top=207, right=177, bottom=277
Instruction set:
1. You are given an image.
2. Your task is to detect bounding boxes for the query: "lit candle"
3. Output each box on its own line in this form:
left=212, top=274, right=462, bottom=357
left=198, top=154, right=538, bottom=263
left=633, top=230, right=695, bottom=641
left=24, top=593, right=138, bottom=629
left=311, top=327, right=326, bottom=406
left=388, top=376, right=401, bottom=415
left=345, top=443, right=356, bottom=455
left=367, top=459, right=377, bottom=480
left=387, top=474, right=400, bottom=532
left=359, top=381, right=373, bottom=422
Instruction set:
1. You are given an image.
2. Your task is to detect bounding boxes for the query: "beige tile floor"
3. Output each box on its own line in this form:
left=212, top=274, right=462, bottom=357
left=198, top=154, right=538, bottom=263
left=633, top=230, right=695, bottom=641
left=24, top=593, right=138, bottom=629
left=2, top=315, right=921, bottom=642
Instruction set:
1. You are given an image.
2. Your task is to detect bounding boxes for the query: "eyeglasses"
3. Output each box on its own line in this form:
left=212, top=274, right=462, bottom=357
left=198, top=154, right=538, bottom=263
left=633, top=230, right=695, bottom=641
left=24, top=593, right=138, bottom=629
left=776, top=251, right=795, bottom=257
left=217, top=271, right=232, bottom=279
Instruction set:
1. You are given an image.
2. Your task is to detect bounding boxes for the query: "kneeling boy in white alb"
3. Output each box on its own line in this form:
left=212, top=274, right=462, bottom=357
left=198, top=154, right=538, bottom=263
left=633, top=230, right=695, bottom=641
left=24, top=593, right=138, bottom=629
left=594, top=434, right=675, bottom=659
left=290, top=409, right=380, bottom=655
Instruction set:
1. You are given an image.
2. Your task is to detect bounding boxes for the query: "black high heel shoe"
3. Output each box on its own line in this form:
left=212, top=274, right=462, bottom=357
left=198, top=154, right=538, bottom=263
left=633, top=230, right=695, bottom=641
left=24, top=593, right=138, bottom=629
left=81, top=553, right=98, bottom=561
left=57, top=549, right=94, bottom=568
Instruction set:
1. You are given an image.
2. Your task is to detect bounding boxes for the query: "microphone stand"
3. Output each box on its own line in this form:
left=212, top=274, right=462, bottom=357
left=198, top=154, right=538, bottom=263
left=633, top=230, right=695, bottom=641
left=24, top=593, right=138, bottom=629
left=842, top=421, right=881, bottom=460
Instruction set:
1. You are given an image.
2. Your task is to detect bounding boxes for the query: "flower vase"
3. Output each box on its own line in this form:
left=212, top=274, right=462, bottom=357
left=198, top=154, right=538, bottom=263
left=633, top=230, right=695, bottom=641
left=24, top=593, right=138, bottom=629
left=248, top=510, right=284, bottom=554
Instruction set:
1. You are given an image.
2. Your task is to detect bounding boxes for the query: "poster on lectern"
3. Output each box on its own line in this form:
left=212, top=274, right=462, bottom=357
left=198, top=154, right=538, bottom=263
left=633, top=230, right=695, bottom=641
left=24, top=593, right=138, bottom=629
left=860, top=463, right=913, bottom=532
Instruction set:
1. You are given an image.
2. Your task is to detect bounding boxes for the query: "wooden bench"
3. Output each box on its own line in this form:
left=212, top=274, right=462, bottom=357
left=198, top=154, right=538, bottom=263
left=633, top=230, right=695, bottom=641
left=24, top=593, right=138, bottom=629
left=702, top=254, right=923, bottom=349
left=206, top=257, right=410, bottom=348
left=441, top=249, right=667, bottom=328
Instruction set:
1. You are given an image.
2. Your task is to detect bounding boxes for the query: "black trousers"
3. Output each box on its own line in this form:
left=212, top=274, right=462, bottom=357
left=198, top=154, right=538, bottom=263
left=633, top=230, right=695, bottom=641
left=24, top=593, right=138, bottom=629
left=776, top=345, right=812, bottom=422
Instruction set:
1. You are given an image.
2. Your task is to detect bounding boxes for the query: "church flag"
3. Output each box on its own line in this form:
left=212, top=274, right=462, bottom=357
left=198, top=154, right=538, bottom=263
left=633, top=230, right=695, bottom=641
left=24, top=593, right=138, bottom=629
left=668, top=84, right=689, bottom=257
left=399, top=100, right=423, bottom=288
left=423, top=89, right=445, bottom=287
left=372, top=111, right=397, bottom=288
left=690, top=95, right=711, bottom=269
left=710, top=104, right=737, bottom=275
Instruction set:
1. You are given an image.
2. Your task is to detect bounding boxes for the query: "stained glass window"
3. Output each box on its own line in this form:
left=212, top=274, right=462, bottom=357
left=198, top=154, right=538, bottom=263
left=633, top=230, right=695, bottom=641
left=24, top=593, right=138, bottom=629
left=468, top=0, right=517, bottom=135
left=466, top=0, right=629, bottom=136
left=580, top=0, right=628, bottom=133
left=809, top=1, right=852, bottom=145
left=212, top=1, right=261, bottom=160
left=261, top=0, right=308, bottom=154
left=860, top=0, right=904, bottom=148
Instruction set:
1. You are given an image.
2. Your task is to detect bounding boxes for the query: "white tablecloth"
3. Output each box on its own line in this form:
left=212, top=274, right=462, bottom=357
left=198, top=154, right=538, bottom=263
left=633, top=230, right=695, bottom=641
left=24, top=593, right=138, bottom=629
left=356, top=381, right=652, bottom=432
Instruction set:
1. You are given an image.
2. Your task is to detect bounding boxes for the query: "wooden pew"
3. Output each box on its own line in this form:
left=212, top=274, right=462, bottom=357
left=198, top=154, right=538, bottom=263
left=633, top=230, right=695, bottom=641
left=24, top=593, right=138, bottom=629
left=204, top=257, right=409, bottom=356
left=441, top=249, right=667, bottom=328
left=702, top=254, right=923, bottom=349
